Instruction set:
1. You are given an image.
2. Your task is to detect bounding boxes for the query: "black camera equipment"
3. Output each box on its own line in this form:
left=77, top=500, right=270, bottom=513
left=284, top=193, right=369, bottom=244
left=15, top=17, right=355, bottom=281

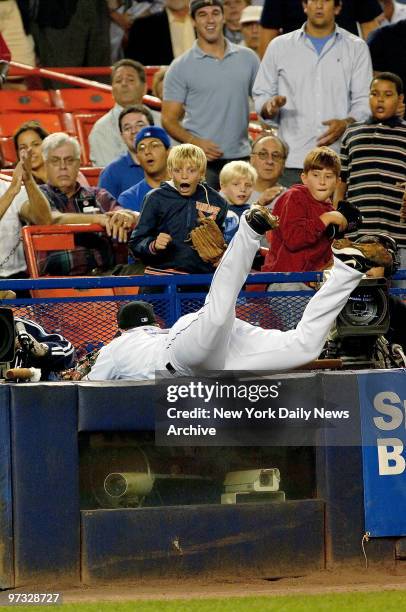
left=322, top=234, right=404, bottom=369
left=323, top=277, right=392, bottom=368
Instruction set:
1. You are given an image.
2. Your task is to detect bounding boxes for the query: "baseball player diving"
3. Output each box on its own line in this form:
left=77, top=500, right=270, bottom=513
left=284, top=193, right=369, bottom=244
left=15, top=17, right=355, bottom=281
left=87, top=206, right=393, bottom=381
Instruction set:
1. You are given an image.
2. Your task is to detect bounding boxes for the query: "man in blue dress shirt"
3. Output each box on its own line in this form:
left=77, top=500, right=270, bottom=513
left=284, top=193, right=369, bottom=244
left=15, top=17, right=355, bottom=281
left=253, top=0, right=372, bottom=187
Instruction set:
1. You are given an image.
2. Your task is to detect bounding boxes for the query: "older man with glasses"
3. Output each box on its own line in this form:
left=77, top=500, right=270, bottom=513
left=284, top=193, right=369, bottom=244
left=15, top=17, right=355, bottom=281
left=249, top=134, right=288, bottom=210
left=39, top=132, right=139, bottom=277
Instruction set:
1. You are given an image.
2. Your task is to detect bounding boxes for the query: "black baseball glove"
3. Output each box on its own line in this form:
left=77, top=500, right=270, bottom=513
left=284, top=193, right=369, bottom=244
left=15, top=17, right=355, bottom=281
left=337, top=200, right=363, bottom=233
left=326, top=200, right=363, bottom=238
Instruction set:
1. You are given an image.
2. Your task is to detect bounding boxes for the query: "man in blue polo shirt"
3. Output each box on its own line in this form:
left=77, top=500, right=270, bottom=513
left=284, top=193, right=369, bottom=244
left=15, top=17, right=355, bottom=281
left=118, top=126, right=171, bottom=212
left=162, top=0, right=259, bottom=190
left=98, top=104, right=154, bottom=198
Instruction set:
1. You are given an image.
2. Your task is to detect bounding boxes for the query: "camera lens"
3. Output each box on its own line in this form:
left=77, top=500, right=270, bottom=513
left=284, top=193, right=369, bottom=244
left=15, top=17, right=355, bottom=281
left=339, top=287, right=387, bottom=327
left=104, top=473, right=127, bottom=497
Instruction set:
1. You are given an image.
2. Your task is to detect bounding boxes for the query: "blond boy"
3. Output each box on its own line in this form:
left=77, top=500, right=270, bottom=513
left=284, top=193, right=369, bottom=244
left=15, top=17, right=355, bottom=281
left=129, top=144, right=228, bottom=273
left=220, top=160, right=256, bottom=242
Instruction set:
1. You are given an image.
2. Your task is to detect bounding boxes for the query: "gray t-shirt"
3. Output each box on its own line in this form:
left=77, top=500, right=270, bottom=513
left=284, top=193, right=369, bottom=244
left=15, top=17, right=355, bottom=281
left=164, top=40, right=260, bottom=159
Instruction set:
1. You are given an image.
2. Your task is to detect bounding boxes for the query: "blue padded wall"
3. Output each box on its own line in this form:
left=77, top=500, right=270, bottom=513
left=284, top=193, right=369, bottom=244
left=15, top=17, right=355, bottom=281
left=81, top=500, right=325, bottom=582
left=10, top=383, right=80, bottom=585
left=0, top=385, right=13, bottom=588
left=78, top=382, right=157, bottom=431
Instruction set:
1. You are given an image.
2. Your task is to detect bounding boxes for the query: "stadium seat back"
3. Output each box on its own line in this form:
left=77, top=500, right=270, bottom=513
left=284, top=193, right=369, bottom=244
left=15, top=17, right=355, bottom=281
left=0, top=113, right=62, bottom=137
left=79, top=167, right=102, bottom=186
left=0, top=136, right=17, bottom=166
left=52, top=88, right=114, bottom=112
left=0, top=90, right=54, bottom=112
left=22, top=224, right=139, bottom=298
left=74, top=113, right=104, bottom=166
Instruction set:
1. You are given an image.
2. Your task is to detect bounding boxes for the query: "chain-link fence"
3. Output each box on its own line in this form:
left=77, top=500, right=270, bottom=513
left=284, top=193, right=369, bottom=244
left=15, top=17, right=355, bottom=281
left=8, top=292, right=313, bottom=354
left=2, top=272, right=405, bottom=355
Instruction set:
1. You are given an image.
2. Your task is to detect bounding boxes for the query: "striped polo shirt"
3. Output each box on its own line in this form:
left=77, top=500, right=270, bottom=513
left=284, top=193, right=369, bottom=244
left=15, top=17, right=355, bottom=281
left=340, top=117, right=406, bottom=247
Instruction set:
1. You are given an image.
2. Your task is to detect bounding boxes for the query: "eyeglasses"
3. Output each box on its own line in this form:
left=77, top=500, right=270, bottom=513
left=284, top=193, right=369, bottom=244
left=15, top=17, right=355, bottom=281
left=137, top=141, right=165, bottom=153
left=251, top=151, right=285, bottom=162
left=122, top=122, right=148, bottom=133
left=48, top=156, right=79, bottom=167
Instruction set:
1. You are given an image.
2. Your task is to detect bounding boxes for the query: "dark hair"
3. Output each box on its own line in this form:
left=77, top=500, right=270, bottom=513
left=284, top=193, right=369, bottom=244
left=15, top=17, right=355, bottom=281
left=112, top=59, right=146, bottom=84
left=251, top=133, right=289, bottom=159
left=13, top=120, right=49, bottom=155
left=371, top=72, right=404, bottom=96
left=118, top=105, right=155, bottom=132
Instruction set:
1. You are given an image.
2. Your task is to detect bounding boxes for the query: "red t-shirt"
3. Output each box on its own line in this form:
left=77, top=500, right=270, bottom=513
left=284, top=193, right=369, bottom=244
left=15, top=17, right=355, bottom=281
left=262, top=184, right=334, bottom=272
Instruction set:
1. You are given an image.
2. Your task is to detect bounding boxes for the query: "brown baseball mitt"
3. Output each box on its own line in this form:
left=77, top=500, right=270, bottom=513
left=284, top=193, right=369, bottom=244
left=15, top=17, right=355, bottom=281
left=190, top=217, right=227, bottom=265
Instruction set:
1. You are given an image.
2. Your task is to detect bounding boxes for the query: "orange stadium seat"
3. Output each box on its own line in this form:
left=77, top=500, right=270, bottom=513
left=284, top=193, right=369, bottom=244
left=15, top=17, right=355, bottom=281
left=60, top=112, right=77, bottom=136
left=0, top=136, right=17, bottom=166
left=0, top=90, right=55, bottom=112
left=22, top=224, right=139, bottom=298
left=0, top=112, right=63, bottom=137
left=79, top=167, right=103, bottom=186
left=51, top=88, right=114, bottom=112
left=22, top=224, right=118, bottom=298
left=145, top=66, right=161, bottom=93
left=73, top=113, right=103, bottom=165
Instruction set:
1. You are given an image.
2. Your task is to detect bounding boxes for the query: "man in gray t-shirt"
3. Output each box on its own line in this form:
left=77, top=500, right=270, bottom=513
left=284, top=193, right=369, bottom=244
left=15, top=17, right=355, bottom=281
left=162, top=0, right=260, bottom=189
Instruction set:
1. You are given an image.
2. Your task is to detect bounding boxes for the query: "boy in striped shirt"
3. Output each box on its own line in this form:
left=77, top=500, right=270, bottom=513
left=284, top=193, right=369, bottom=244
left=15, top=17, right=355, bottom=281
left=336, top=72, right=406, bottom=272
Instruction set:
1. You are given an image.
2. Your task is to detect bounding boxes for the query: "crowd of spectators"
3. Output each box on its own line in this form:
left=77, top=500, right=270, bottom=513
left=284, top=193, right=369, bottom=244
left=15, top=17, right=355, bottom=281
left=0, top=0, right=406, bottom=379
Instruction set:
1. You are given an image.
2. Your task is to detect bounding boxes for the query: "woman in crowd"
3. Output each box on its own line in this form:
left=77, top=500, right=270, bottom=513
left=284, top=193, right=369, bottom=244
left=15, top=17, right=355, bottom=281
left=13, top=121, right=49, bottom=185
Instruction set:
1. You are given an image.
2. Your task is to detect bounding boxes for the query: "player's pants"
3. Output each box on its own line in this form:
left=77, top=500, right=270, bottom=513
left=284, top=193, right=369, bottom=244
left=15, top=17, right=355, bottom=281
left=166, top=214, right=363, bottom=374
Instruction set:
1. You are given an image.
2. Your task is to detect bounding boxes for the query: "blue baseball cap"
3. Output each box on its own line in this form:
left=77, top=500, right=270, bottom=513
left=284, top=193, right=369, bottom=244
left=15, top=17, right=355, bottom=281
left=135, top=126, right=171, bottom=150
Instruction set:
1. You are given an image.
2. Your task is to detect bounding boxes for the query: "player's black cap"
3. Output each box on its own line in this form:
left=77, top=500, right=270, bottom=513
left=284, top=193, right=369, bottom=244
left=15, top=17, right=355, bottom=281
left=117, top=301, right=156, bottom=329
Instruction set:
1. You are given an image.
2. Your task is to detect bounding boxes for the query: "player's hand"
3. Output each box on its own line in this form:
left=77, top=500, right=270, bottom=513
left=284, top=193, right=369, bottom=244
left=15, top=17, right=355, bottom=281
left=263, top=96, right=286, bottom=119
left=192, top=137, right=223, bottom=161
left=155, top=232, right=172, bottom=250
left=104, top=210, right=137, bottom=242
left=317, top=119, right=348, bottom=146
left=320, top=210, right=348, bottom=232
left=257, top=186, right=284, bottom=206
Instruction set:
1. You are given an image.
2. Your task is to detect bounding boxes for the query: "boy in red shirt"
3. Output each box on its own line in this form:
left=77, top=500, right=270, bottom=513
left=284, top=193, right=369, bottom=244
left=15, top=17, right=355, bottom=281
left=263, top=146, right=347, bottom=273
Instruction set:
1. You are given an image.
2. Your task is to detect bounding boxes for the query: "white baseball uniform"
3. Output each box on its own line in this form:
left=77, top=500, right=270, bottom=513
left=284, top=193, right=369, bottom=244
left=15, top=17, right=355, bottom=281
left=88, top=213, right=363, bottom=380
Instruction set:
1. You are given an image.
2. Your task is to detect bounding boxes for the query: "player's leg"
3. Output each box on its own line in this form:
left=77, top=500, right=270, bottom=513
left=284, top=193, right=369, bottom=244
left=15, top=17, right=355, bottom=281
left=224, top=240, right=393, bottom=371
left=166, top=209, right=278, bottom=373
left=224, top=257, right=362, bottom=371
